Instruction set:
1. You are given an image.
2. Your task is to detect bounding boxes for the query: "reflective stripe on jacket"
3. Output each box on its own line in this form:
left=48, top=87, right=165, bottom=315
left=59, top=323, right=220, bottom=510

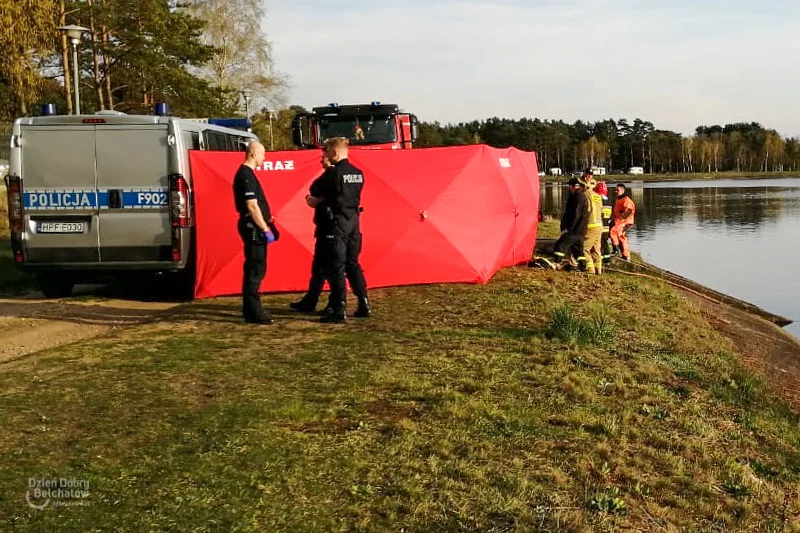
left=587, top=191, right=604, bottom=229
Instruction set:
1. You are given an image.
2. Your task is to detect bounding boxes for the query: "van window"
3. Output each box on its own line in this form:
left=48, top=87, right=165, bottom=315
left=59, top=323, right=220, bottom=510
left=204, top=131, right=224, bottom=151
left=203, top=131, right=250, bottom=152
left=183, top=131, right=200, bottom=150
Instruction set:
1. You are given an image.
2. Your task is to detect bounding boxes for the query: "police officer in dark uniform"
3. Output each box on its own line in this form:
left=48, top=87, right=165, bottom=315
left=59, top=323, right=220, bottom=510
left=233, top=141, right=278, bottom=324
left=309, top=137, right=370, bottom=323
left=289, top=154, right=337, bottom=313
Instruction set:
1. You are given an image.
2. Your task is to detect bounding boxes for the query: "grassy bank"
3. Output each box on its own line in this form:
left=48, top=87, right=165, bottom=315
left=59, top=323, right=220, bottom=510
left=0, top=183, right=8, bottom=236
left=541, top=171, right=799, bottom=184
left=0, top=188, right=35, bottom=294
left=0, top=266, right=798, bottom=531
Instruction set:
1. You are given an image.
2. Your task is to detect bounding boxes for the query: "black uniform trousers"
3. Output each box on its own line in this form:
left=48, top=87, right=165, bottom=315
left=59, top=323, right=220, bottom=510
left=303, top=232, right=333, bottom=306
left=553, top=231, right=585, bottom=263
left=327, top=217, right=368, bottom=310
left=304, top=229, right=370, bottom=308
left=238, top=219, right=268, bottom=319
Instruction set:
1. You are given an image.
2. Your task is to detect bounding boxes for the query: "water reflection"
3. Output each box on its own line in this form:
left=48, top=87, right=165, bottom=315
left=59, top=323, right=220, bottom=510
left=540, top=179, right=800, bottom=338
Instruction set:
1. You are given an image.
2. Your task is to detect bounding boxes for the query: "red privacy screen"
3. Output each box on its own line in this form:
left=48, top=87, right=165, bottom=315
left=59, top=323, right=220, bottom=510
left=189, top=145, right=539, bottom=299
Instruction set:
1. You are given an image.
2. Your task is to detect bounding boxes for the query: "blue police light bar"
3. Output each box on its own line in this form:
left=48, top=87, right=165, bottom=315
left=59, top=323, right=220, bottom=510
left=41, top=103, right=56, bottom=116
left=371, top=101, right=381, bottom=107
left=208, top=118, right=253, bottom=130
left=329, top=102, right=339, bottom=108
left=155, top=102, right=170, bottom=116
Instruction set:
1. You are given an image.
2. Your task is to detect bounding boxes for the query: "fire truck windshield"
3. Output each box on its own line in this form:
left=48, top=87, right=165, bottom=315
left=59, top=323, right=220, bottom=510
left=318, top=114, right=397, bottom=145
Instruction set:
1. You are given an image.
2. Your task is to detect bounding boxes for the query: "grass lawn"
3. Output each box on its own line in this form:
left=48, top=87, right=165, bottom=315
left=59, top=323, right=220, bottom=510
left=0, top=266, right=798, bottom=531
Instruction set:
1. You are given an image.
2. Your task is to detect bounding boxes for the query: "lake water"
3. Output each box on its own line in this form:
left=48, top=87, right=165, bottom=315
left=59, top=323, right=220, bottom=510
left=540, top=178, right=800, bottom=339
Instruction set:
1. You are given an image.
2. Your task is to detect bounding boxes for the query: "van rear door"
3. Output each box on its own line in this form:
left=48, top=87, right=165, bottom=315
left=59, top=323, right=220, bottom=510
left=95, top=124, right=172, bottom=263
left=21, top=125, right=100, bottom=263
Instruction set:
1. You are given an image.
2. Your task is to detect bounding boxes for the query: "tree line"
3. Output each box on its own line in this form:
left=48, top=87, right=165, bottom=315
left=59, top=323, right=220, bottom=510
left=0, top=0, right=286, bottom=121
left=249, top=110, right=800, bottom=175
left=415, top=118, right=800, bottom=174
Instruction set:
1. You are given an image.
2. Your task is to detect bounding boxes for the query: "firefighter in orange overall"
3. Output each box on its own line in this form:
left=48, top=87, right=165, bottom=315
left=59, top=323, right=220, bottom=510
left=610, top=183, right=635, bottom=261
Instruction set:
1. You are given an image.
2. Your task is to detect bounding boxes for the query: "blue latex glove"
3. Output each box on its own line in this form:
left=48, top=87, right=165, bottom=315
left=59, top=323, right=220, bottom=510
left=262, top=230, right=276, bottom=244
left=268, top=221, right=280, bottom=241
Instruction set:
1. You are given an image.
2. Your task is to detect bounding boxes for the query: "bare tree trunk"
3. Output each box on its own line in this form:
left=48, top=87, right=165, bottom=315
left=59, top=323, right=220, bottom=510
left=102, top=31, right=112, bottom=107
left=60, top=0, right=73, bottom=114
left=97, top=0, right=113, bottom=106
left=87, top=0, right=105, bottom=110
left=713, top=145, right=718, bottom=172
left=642, top=142, right=646, bottom=172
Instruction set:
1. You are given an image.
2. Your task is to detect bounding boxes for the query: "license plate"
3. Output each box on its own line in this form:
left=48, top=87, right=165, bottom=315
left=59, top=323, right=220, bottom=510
left=37, top=222, right=86, bottom=234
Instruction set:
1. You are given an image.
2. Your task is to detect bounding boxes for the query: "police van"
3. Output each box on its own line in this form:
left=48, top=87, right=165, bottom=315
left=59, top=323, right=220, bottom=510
left=4, top=109, right=257, bottom=297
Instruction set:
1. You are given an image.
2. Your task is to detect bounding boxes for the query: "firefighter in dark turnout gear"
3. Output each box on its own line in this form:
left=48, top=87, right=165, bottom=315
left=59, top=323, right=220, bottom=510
left=552, top=177, right=590, bottom=269
left=595, top=181, right=614, bottom=264
left=308, top=137, right=370, bottom=323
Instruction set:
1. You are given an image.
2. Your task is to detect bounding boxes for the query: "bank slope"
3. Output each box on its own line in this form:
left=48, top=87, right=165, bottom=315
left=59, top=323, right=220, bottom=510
left=0, top=268, right=798, bottom=532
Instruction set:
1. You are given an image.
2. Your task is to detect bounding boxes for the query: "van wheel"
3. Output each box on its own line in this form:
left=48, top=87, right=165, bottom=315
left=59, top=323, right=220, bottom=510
left=37, top=274, right=74, bottom=298
left=172, top=270, right=196, bottom=301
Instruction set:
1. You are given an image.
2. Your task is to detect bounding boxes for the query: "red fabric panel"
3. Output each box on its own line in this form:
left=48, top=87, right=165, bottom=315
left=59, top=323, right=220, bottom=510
left=189, top=146, right=539, bottom=299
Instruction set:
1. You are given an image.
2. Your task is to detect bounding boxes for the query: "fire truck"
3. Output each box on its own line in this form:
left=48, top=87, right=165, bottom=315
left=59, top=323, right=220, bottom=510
left=292, top=102, right=419, bottom=150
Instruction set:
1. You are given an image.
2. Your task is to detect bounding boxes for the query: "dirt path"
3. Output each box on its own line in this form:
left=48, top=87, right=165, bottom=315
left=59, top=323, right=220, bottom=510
left=0, top=293, right=180, bottom=363
left=677, top=288, right=800, bottom=411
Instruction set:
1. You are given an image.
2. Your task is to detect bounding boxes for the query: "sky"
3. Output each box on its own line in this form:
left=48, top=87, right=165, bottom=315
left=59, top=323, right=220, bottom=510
left=263, top=0, right=800, bottom=137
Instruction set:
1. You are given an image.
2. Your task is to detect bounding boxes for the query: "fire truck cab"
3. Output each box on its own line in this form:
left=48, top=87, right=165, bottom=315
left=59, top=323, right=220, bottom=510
left=292, top=102, right=418, bottom=150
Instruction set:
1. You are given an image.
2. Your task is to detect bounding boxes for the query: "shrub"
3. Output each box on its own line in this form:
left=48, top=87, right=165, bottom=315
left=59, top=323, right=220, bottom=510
left=547, top=304, right=615, bottom=346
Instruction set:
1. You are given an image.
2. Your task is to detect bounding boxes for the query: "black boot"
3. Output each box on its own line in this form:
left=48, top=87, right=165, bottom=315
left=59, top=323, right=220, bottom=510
left=353, top=297, right=371, bottom=318
left=289, top=297, right=317, bottom=313
left=317, top=297, right=334, bottom=316
left=245, top=313, right=274, bottom=325
left=320, top=303, right=346, bottom=323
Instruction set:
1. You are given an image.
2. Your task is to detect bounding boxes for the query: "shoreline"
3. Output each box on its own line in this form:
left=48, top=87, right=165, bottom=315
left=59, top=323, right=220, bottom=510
left=534, top=235, right=800, bottom=413
left=540, top=171, right=800, bottom=184
left=534, top=231, right=796, bottom=333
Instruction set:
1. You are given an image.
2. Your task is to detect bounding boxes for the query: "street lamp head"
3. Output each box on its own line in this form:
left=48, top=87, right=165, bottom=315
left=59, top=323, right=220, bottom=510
left=57, top=25, right=90, bottom=44
left=58, top=25, right=90, bottom=115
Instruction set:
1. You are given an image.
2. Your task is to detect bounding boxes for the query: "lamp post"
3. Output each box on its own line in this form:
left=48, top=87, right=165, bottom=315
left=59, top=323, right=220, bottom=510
left=266, top=109, right=276, bottom=151
left=58, top=25, right=90, bottom=115
left=240, top=91, right=250, bottom=118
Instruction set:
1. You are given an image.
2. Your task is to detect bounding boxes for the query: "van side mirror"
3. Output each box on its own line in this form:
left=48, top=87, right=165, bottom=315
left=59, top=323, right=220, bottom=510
left=410, top=114, right=419, bottom=142
left=291, top=113, right=314, bottom=148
